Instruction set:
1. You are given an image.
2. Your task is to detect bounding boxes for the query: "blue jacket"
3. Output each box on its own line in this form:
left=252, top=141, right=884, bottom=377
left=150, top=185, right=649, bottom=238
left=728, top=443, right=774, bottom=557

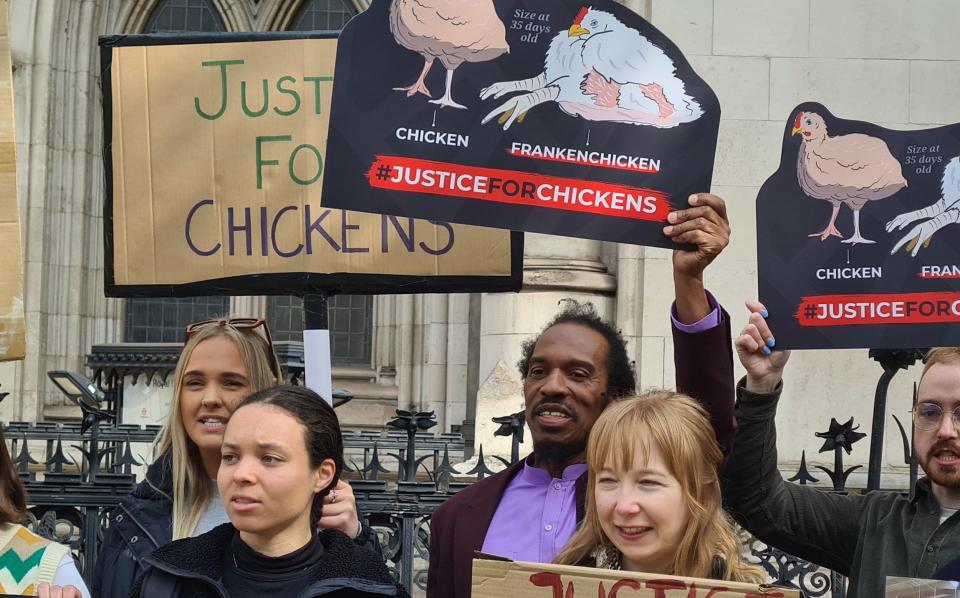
left=92, top=453, right=174, bottom=598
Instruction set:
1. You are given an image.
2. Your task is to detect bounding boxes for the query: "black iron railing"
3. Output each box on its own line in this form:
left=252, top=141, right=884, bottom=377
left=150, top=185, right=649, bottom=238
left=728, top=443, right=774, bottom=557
left=6, top=407, right=910, bottom=596
left=0, top=343, right=918, bottom=596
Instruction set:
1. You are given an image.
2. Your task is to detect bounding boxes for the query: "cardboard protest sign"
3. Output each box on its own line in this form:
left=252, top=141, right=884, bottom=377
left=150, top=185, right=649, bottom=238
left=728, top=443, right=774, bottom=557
left=472, top=555, right=799, bottom=598
left=321, top=0, right=720, bottom=247
left=886, top=576, right=959, bottom=597
left=758, top=102, right=960, bottom=349
left=99, top=33, right=521, bottom=297
left=0, top=1, right=24, bottom=362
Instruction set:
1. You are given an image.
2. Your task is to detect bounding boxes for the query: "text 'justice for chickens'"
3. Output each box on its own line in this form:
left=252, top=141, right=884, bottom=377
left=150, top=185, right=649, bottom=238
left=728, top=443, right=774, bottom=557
left=796, top=292, right=960, bottom=326
left=366, top=156, right=669, bottom=221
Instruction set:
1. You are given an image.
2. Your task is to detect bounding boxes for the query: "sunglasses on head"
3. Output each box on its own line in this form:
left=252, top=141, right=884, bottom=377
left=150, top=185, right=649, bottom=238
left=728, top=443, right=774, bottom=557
left=184, top=317, right=283, bottom=379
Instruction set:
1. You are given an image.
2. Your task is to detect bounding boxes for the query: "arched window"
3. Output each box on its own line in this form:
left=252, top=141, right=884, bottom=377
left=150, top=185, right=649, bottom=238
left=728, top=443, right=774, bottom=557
left=144, top=0, right=226, bottom=33
left=123, top=0, right=228, bottom=342
left=288, top=0, right=357, bottom=31
left=266, top=0, right=372, bottom=367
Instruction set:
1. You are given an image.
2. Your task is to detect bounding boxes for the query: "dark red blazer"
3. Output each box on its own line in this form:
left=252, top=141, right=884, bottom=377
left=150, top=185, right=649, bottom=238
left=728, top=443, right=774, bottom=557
left=426, top=309, right=736, bottom=598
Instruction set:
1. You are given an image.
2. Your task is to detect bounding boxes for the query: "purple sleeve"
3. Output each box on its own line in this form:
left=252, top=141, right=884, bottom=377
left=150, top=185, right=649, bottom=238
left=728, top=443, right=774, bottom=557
left=672, top=293, right=736, bottom=457
left=670, top=290, right=723, bottom=333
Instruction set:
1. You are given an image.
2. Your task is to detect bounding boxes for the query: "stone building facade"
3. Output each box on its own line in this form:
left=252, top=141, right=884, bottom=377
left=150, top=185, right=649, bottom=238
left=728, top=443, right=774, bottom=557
left=2, top=0, right=958, bottom=488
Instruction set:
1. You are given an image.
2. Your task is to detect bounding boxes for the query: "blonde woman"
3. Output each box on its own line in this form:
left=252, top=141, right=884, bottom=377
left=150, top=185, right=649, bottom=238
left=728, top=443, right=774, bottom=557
left=92, top=318, right=370, bottom=598
left=554, top=392, right=761, bottom=583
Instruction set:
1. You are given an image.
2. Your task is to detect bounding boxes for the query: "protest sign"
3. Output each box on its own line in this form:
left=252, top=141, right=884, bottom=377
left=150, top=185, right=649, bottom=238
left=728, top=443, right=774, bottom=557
left=100, top=33, right=521, bottom=298
left=758, top=102, right=960, bottom=349
left=472, top=555, right=798, bottom=598
left=886, top=576, right=959, bottom=597
left=0, top=0, right=24, bottom=362
left=321, top=0, right=720, bottom=248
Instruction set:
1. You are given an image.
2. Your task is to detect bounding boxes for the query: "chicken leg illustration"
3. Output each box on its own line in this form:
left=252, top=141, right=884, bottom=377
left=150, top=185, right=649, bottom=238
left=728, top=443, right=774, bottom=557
left=389, top=0, right=509, bottom=109
left=809, top=201, right=843, bottom=241
left=792, top=111, right=907, bottom=245
left=887, top=157, right=960, bottom=256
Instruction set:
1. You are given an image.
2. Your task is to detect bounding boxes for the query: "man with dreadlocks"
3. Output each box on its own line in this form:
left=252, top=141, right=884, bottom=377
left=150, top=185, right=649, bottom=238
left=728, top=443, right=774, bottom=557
left=427, top=194, right=737, bottom=598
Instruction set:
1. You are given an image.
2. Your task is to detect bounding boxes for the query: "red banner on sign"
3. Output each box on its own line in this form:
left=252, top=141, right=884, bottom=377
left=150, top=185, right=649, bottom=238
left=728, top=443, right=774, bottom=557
left=366, top=156, right=671, bottom=222
left=796, top=292, right=960, bottom=326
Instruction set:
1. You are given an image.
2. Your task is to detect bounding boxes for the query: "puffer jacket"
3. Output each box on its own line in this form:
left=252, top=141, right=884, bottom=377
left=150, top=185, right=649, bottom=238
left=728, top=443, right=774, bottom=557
left=93, top=452, right=175, bottom=598
left=129, top=523, right=408, bottom=598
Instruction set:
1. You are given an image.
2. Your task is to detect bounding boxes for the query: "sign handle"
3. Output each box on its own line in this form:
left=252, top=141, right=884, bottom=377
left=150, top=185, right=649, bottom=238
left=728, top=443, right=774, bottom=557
left=303, top=293, right=333, bottom=405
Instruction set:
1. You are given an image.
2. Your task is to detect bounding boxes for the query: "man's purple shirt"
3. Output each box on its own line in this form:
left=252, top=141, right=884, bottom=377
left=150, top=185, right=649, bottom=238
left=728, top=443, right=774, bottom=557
left=480, top=296, right=721, bottom=563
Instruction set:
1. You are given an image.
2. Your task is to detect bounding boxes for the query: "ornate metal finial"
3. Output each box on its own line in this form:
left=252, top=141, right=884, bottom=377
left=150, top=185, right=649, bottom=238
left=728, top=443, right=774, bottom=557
left=492, top=410, right=525, bottom=465
left=787, top=451, right=819, bottom=485
left=814, top=417, right=866, bottom=492
left=816, top=417, right=866, bottom=455
left=387, top=410, right=438, bottom=433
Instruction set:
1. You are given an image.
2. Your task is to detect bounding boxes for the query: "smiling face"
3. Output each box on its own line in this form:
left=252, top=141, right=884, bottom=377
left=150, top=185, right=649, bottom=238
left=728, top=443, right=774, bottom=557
left=915, top=363, right=960, bottom=496
left=523, top=323, right=611, bottom=464
left=179, top=336, right=251, bottom=458
left=594, top=439, right=690, bottom=574
left=218, top=404, right=334, bottom=552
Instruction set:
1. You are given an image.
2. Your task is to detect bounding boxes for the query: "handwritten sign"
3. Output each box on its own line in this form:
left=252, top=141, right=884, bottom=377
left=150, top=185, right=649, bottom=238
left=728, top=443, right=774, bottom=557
left=472, top=556, right=798, bottom=598
left=757, top=103, right=960, bottom=349
left=0, top=0, right=24, bottom=362
left=321, top=0, right=719, bottom=247
left=99, top=33, right=521, bottom=297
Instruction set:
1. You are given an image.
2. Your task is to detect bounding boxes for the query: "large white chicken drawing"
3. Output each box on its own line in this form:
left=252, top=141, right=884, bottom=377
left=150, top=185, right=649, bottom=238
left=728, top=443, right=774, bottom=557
left=389, top=0, right=509, bottom=109
left=480, top=7, right=703, bottom=129
left=886, top=157, right=960, bottom=256
left=793, top=111, right=907, bottom=245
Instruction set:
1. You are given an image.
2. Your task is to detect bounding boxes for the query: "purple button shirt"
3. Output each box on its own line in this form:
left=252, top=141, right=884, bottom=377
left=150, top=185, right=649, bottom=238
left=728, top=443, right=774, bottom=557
left=671, top=291, right=722, bottom=334
left=481, top=297, right=722, bottom=563
left=481, top=460, right=588, bottom=562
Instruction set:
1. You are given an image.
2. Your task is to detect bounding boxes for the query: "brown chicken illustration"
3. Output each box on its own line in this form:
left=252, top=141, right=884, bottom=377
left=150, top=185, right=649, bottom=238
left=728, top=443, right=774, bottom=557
left=793, top=111, right=907, bottom=244
left=389, top=0, right=509, bottom=109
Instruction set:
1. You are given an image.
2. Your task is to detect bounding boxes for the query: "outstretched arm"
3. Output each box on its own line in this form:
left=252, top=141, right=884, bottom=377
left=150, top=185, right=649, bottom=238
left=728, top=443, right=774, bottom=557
left=668, top=193, right=736, bottom=454
left=723, top=301, right=863, bottom=574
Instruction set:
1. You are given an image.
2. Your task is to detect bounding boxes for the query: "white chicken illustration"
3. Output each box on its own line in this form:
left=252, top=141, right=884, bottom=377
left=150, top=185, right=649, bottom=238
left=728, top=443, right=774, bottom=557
left=793, top=111, right=907, bottom=245
left=886, top=157, right=960, bottom=256
left=480, top=6, right=703, bottom=129
left=389, top=0, right=509, bottom=109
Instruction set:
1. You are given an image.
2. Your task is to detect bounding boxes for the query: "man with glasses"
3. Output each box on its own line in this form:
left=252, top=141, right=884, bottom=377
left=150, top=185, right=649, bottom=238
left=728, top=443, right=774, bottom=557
left=725, top=303, right=960, bottom=598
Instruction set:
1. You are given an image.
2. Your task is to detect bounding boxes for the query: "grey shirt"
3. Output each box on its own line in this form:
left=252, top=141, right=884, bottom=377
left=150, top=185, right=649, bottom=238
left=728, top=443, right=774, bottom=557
left=194, top=485, right=230, bottom=536
left=722, top=380, right=960, bottom=598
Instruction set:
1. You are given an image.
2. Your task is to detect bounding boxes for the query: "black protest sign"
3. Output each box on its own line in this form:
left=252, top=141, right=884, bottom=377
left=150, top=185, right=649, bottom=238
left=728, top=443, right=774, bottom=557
left=758, top=102, right=960, bottom=350
left=321, top=0, right=720, bottom=248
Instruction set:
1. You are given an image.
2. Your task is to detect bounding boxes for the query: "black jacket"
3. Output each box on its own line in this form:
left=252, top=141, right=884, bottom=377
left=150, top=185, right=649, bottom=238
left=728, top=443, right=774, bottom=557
left=94, top=453, right=384, bottom=598
left=129, top=523, right=408, bottom=598
left=93, top=453, right=175, bottom=598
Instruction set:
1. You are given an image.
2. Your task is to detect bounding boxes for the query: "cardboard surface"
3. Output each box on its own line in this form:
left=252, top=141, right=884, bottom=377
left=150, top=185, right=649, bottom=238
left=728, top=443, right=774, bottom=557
left=101, top=33, right=521, bottom=297
left=758, top=102, right=960, bottom=349
left=472, top=556, right=799, bottom=598
left=0, top=0, right=25, bottom=362
left=322, top=0, right=719, bottom=248
left=886, top=576, right=960, bottom=597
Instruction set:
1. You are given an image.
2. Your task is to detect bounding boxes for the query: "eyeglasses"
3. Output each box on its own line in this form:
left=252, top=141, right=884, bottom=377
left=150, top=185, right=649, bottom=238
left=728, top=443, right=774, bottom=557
left=184, top=318, right=282, bottom=380
left=913, top=402, right=960, bottom=431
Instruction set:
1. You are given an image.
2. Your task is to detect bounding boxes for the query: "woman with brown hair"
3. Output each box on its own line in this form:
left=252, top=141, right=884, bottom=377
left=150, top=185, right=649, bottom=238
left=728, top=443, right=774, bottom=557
left=130, top=385, right=407, bottom=597
left=0, top=427, right=89, bottom=597
left=554, top=391, right=761, bottom=582
left=93, top=318, right=372, bottom=598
